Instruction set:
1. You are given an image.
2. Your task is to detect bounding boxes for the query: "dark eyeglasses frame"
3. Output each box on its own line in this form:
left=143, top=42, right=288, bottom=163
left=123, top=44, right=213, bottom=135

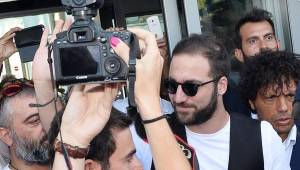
left=165, top=76, right=221, bottom=97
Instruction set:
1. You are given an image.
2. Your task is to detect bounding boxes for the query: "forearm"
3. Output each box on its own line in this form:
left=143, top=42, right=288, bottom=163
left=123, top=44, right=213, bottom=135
left=53, top=152, right=85, bottom=170
left=52, top=133, right=90, bottom=170
left=139, top=101, right=191, bottom=170
left=34, top=80, right=63, bottom=132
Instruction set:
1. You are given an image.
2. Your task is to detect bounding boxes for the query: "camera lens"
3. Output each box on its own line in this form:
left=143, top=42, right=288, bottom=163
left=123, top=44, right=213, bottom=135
left=104, top=57, right=121, bottom=74
left=73, top=0, right=86, bottom=6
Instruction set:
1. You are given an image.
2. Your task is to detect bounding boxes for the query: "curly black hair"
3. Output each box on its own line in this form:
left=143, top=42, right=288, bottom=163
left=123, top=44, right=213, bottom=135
left=239, top=51, right=300, bottom=107
left=239, top=51, right=300, bottom=106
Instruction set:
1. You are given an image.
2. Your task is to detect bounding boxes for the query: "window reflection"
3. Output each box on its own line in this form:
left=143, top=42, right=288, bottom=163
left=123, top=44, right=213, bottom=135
left=198, top=0, right=253, bottom=53
left=0, top=12, right=67, bottom=80
left=126, top=14, right=165, bottom=32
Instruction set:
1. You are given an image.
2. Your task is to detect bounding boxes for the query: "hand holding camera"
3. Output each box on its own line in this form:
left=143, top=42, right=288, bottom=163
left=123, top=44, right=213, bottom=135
left=0, top=27, right=21, bottom=63
left=111, top=27, right=164, bottom=120
left=52, top=0, right=139, bottom=85
left=60, top=83, right=120, bottom=147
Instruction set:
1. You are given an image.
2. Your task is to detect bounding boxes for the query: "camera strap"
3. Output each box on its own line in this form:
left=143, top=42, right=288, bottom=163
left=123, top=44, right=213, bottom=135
left=127, top=33, right=140, bottom=119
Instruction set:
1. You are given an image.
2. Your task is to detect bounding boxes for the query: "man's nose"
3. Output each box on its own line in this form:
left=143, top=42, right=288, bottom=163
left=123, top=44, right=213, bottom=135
left=173, top=85, right=188, bottom=104
left=259, top=39, right=268, bottom=49
left=276, top=96, right=289, bottom=113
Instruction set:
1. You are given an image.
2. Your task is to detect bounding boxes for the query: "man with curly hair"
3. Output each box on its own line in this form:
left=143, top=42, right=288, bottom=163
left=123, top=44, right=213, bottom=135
left=239, top=51, right=300, bottom=169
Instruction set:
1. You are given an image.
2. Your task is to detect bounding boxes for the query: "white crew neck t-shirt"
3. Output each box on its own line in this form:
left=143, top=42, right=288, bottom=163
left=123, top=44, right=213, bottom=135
left=186, top=118, right=230, bottom=170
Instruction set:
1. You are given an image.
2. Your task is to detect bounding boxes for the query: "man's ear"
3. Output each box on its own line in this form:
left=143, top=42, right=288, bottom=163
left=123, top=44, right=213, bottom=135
left=0, top=127, right=12, bottom=146
left=248, top=100, right=255, bottom=110
left=85, top=159, right=102, bottom=170
left=234, top=48, right=244, bottom=62
left=217, top=76, right=228, bottom=96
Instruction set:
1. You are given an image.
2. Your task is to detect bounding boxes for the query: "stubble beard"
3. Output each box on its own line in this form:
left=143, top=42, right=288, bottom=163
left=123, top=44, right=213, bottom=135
left=11, top=130, right=49, bottom=166
left=175, top=85, right=218, bottom=126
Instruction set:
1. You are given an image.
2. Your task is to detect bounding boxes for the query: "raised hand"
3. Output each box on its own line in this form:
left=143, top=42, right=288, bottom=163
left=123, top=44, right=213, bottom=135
left=111, top=28, right=163, bottom=119
left=0, top=27, right=22, bottom=62
left=59, top=83, right=120, bottom=147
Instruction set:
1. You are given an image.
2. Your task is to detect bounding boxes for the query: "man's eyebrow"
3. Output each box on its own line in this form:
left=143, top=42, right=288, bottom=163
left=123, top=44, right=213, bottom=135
left=246, top=36, right=259, bottom=41
left=284, top=92, right=296, bottom=96
left=23, top=113, right=39, bottom=123
left=124, top=149, right=137, bottom=159
left=264, top=32, right=275, bottom=37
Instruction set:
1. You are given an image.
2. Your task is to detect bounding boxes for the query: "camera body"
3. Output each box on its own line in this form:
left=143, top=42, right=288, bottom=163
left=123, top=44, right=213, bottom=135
left=53, top=0, right=132, bottom=85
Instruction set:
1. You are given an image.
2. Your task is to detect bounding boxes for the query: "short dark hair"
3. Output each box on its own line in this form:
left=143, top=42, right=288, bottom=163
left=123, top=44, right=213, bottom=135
left=48, top=107, right=132, bottom=169
left=235, top=8, right=275, bottom=48
left=239, top=51, right=300, bottom=104
left=172, top=34, right=230, bottom=78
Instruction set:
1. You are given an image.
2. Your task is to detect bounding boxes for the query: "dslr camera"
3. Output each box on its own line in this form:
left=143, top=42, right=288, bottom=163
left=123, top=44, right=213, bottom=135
left=53, top=0, right=134, bottom=85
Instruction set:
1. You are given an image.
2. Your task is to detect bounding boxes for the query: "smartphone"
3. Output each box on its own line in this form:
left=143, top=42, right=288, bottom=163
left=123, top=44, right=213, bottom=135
left=146, top=16, right=164, bottom=40
left=14, top=25, right=44, bottom=63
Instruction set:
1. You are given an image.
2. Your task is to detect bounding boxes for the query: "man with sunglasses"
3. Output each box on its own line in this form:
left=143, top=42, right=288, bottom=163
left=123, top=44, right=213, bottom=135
left=0, top=76, right=50, bottom=170
left=239, top=51, right=300, bottom=170
left=134, top=34, right=285, bottom=170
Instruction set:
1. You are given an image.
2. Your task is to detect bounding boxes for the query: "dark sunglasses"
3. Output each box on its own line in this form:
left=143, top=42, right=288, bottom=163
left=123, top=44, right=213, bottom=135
left=165, top=77, right=221, bottom=97
left=0, top=78, right=34, bottom=98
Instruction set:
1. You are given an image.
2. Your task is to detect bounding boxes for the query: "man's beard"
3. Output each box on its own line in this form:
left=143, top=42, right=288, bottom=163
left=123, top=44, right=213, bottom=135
left=11, top=130, right=49, bottom=165
left=175, top=85, right=218, bottom=126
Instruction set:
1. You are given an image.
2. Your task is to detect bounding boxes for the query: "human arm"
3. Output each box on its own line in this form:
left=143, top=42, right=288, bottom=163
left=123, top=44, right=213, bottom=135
left=52, top=83, right=120, bottom=170
left=32, top=19, right=72, bottom=132
left=112, top=28, right=191, bottom=170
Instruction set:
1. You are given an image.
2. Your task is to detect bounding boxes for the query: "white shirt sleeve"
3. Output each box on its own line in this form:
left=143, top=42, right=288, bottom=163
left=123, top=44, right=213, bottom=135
left=261, top=121, right=290, bottom=170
